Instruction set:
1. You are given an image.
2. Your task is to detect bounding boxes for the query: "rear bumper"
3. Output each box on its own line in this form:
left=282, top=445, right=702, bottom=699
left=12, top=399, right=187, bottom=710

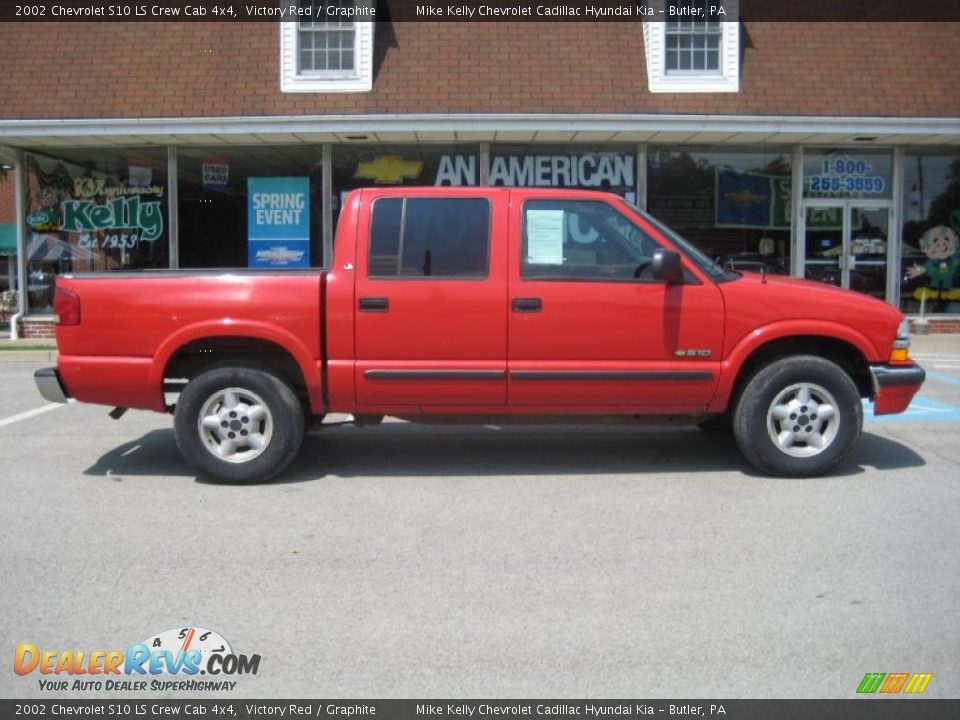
left=869, top=363, right=925, bottom=415
left=34, top=367, right=70, bottom=404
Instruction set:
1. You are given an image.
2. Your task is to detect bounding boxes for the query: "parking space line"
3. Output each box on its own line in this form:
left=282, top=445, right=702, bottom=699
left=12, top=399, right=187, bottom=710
left=865, top=394, right=960, bottom=423
left=0, top=403, right=64, bottom=429
left=924, top=370, right=960, bottom=387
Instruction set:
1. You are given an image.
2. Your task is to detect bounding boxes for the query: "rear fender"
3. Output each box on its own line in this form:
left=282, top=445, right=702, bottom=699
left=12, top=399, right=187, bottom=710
left=149, top=321, right=323, bottom=413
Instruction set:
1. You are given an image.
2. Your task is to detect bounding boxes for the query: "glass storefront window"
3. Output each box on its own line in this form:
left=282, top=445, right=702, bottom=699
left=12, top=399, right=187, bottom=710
left=177, top=146, right=323, bottom=269
left=901, top=151, right=960, bottom=314
left=0, top=218, right=16, bottom=317
left=23, top=149, right=168, bottom=314
left=488, top=144, right=638, bottom=202
left=802, top=149, right=892, bottom=200
left=332, top=144, right=481, bottom=229
left=647, top=146, right=792, bottom=273
left=333, top=144, right=636, bottom=206
left=1, top=169, right=16, bottom=312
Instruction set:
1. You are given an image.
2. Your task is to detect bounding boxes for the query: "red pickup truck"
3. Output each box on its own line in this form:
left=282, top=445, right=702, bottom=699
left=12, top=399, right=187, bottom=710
left=35, top=187, right=924, bottom=482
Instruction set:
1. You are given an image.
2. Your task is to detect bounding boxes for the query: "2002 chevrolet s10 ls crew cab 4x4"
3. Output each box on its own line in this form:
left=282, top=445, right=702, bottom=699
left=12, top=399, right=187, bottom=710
left=35, top=187, right=925, bottom=482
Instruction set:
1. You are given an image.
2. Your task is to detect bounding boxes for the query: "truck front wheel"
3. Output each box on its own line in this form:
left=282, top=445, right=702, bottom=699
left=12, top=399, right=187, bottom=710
left=732, top=355, right=862, bottom=477
left=174, top=365, right=305, bottom=483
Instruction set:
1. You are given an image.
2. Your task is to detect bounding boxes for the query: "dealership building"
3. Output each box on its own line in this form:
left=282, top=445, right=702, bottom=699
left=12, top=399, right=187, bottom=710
left=1, top=6, right=960, bottom=336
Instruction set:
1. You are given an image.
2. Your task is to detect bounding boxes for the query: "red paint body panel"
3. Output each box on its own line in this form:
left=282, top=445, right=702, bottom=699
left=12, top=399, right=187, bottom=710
left=51, top=187, right=919, bottom=423
left=59, top=355, right=153, bottom=409
left=873, top=383, right=920, bottom=415
left=353, top=187, right=510, bottom=408
left=709, top=272, right=906, bottom=414
left=719, top=272, right=901, bottom=363
left=507, top=194, right=723, bottom=408
left=55, top=273, right=323, bottom=412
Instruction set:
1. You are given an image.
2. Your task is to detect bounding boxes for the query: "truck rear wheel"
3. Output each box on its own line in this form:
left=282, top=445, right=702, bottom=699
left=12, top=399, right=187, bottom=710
left=732, top=355, right=862, bottom=477
left=174, top=364, right=305, bottom=483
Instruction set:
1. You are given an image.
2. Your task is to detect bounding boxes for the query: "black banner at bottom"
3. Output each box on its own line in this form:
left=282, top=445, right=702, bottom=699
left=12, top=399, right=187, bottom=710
left=2, top=700, right=959, bottom=720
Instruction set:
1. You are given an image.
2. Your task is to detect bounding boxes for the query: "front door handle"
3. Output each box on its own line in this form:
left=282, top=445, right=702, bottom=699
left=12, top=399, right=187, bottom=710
left=359, top=297, right=389, bottom=312
left=512, top=297, right=542, bottom=313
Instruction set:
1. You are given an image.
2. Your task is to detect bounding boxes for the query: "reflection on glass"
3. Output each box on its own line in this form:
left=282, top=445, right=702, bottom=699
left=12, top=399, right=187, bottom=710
left=803, top=149, right=892, bottom=200
left=804, top=207, right=842, bottom=287
left=24, top=149, right=169, bottom=313
left=177, top=146, right=323, bottom=269
left=901, top=153, right=960, bottom=314
left=647, top=147, right=792, bottom=275
left=849, top=207, right=888, bottom=300
left=803, top=205, right=888, bottom=299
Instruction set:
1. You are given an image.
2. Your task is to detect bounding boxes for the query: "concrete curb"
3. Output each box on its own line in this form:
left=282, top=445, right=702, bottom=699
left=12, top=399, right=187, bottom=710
left=909, top=334, right=960, bottom=355
left=0, top=349, right=59, bottom=363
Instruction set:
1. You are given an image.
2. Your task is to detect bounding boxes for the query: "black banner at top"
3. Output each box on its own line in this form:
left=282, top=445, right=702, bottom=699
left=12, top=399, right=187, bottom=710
left=2, top=0, right=960, bottom=23
left=1, top=700, right=960, bottom=720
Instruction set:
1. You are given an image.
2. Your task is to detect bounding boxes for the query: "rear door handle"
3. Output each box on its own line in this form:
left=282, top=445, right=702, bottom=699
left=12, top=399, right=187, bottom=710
left=512, top=297, right=542, bottom=313
left=359, top=297, right=389, bottom=312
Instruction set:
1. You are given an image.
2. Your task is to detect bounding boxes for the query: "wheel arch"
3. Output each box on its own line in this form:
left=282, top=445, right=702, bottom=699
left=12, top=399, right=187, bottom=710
left=151, top=323, right=323, bottom=414
left=711, top=327, right=876, bottom=414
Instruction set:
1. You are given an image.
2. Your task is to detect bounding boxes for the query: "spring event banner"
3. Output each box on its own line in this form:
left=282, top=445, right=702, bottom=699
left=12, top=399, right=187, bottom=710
left=247, top=177, right=311, bottom=269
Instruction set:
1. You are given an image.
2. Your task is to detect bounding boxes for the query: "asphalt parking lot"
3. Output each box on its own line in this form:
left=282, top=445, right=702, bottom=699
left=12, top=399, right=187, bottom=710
left=1, top=339, right=959, bottom=700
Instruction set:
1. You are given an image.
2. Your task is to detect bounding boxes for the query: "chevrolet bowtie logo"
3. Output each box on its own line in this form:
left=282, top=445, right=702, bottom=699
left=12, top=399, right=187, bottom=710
left=354, top=155, right=424, bottom=184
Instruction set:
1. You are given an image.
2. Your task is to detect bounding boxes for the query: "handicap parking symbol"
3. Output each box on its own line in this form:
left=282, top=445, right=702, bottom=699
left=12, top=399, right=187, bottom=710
left=864, top=395, right=960, bottom=423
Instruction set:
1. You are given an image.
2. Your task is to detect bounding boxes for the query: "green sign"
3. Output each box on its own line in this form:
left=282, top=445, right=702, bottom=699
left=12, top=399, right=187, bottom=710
left=60, top=196, right=163, bottom=241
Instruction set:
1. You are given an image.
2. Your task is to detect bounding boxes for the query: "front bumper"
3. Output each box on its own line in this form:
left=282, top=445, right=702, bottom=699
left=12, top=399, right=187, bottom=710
left=35, top=367, right=70, bottom=404
left=869, top=362, right=925, bottom=415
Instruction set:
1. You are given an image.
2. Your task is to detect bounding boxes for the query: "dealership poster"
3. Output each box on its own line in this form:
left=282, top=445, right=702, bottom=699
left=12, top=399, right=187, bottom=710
left=23, top=153, right=167, bottom=274
left=202, top=156, right=229, bottom=192
left=526, top=209, right=565, bottom=265
left=715, top=168, right=775, bottom=228
left=247, top=177, right=310, bottom=268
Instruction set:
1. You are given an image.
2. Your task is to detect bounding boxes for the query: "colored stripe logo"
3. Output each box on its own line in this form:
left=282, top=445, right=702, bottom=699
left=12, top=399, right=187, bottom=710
left=857, top=672, right=933, bottom=694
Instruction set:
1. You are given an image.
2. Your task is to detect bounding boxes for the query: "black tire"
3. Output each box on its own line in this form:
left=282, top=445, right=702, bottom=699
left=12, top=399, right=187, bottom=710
left=696, top=414, right=732, bottom=434
left=174, top=364, right=305, bottom=483
left=732, top=355, right=862, bottom=477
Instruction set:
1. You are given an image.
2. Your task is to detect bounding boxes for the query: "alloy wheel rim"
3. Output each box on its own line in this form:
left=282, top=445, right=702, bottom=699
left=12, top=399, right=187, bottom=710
left=766, top=382, right=840, bottom=458
left=197, top=387, right=274, bottom=464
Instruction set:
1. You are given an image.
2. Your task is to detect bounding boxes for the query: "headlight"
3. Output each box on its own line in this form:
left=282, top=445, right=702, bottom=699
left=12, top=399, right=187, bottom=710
left=896, top=319, right=910, bottom=341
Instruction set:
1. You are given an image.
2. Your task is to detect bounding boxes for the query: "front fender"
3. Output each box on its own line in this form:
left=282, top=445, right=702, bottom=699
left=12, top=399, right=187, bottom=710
left=708, top=320, right=880, bottom=413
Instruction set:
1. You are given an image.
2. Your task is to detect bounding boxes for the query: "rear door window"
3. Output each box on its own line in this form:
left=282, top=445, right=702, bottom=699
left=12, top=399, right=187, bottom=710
left=369, top=197, right=490, bottom=278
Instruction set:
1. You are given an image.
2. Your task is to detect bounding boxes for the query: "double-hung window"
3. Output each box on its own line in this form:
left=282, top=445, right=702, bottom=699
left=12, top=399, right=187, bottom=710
left=643, top=0, right=740, bottom=93
left=280, top=1, right=375, bottom=93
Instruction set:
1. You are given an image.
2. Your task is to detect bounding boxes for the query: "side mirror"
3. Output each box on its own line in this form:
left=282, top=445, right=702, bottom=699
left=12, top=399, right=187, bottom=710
left=651, top=248, right=683, bottom=284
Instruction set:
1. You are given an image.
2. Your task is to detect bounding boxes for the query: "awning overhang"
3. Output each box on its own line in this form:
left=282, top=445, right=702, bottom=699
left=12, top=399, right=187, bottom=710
left=1, top=113, right=959, bottom=149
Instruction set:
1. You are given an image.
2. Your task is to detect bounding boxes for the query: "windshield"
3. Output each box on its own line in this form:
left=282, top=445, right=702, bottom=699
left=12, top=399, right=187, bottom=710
left=619, top=200, right=739, bottom=283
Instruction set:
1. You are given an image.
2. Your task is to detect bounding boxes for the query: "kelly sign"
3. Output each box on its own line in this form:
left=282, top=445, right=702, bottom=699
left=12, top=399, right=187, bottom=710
left=247, top=177, right=310, bottom=268
left=61, top=195, right=164, bottom=241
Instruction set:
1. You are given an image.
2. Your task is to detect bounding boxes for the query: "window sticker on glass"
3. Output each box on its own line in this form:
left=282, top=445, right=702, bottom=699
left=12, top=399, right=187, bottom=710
left=526, top=209, right=565, bottom=265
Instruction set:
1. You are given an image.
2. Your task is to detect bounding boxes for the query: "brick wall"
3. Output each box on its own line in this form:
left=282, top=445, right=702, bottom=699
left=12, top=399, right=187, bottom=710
left=0, top=22, right=957, bottom=119
left=18, top=319, right=54, bottom=339
left=911, top=318, right=960, bottom=334
left=0, top=170, right=15, bottom=223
